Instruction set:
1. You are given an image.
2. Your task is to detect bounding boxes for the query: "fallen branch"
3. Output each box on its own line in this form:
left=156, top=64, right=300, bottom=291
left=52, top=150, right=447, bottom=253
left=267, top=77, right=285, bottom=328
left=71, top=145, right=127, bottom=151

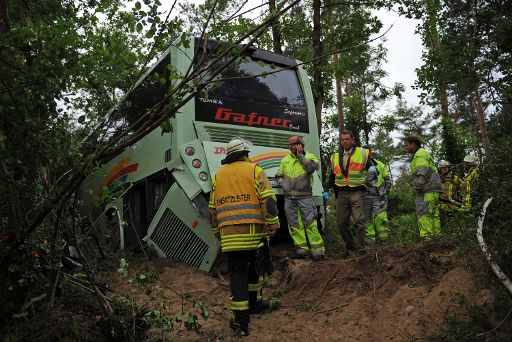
left=476, top=307, right=512, bottom=337
left=477, top=197, right=512, bottom=297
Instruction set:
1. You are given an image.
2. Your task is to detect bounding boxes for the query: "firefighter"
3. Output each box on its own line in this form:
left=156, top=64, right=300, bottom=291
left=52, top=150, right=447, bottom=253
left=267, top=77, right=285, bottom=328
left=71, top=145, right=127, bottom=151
left=461, top=155, right=479, bottom=209
left=276, top=135, right=325, bottom=260
left=363, top=146, right=392, bottom=246
left=404, top=136, right=443, bottom=239
left=209, top=137, right=280, bottom=336
left=324, top=130, right=376, bottom=255
left=438, top=160, right=462, bottom=225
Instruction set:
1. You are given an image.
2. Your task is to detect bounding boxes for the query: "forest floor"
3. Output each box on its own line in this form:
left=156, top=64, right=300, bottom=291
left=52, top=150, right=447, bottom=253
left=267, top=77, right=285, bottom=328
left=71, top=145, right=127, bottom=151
left=9, top=240, right=511, bottom=341
left=101, top=240, right=502, bottom=341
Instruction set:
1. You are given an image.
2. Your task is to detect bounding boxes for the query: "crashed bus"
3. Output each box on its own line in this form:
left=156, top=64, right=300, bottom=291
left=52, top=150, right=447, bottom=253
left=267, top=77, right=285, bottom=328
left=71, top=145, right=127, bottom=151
left=81, top=38, right=324, bottom=272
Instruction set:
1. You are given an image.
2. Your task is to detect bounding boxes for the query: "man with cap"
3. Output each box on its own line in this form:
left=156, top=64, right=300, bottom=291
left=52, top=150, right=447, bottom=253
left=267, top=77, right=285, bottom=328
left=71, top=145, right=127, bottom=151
left=276, top=135, right=325, bottom=260
left=362, top=146, right=392, bottom=246
left=324, top=130, right=376, bottom=255
left=209, top=137, right=280, bottom=336
left=404, top=136, right=443, bottom=239
left=461, top=155, right=479, bottom=209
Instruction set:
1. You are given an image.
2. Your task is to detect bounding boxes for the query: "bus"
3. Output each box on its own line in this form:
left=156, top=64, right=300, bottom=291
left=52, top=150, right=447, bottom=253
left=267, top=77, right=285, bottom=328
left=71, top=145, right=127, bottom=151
left=81, top=38, right=325, bottom=272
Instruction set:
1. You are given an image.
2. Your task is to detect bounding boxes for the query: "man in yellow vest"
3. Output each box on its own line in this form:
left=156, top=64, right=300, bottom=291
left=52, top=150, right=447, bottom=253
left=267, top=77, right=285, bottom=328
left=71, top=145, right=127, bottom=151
left=209, top=137, right=280, bottom=336
left=438, top=160, right=462, bottom=225
left=276, top=135, right=325, bottom=260
left=324, top=130, right=375, bottom=255
left=461, top=155, right=479, bottom=209
left=362, top=146, right=392, bottom=246
left=404, top=136, right=443, bottom=239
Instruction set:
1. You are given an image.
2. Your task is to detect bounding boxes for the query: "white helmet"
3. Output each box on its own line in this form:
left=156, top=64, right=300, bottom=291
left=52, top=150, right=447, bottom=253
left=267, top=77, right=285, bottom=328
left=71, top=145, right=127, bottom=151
left=221, top=137, right=253, bottom=165
left=438, top=160, right=451, bottom=168
left=226, top=137, right=252, bottom=155
left=463, top=155, right=478, bottom=164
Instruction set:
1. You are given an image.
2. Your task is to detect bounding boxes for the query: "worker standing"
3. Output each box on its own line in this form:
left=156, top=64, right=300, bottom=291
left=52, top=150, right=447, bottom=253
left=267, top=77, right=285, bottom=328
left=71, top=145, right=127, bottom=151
left=363, top=146, right=392, bottom=246
left=276, top=135, right=325, bottom=260
left=404, top=136, right=443, bottom=239
left=209, top=137, right=280, bottom=336
left=438, top=160, right=462, bottom=225
left=461, top=155, right=479, bottom=209
left=324, top=130, right=375, bottom=256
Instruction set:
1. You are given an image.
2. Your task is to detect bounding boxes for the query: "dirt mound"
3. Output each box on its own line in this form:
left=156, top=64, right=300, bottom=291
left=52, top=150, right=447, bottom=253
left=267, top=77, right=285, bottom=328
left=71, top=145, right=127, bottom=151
left=108, top=242, right=495, bottom=341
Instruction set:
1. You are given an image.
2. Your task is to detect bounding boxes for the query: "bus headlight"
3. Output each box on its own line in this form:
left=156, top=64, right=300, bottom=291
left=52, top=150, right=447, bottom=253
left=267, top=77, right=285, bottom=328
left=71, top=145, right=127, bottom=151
left=192, top=159, right=202, bottom=168
left=185, top=146, right=195, bottom=156
left=199, top=172, right=208, bottom=181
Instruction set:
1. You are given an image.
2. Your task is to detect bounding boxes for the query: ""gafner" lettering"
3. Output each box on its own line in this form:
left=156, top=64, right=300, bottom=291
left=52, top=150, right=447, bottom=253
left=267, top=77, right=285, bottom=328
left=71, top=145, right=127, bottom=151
left=215, top=107, right=291, bottom=129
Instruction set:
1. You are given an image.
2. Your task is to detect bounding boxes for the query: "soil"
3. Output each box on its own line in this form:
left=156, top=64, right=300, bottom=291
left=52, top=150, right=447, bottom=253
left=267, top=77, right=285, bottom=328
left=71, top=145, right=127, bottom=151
left=104, top=241, right=500, bottom=341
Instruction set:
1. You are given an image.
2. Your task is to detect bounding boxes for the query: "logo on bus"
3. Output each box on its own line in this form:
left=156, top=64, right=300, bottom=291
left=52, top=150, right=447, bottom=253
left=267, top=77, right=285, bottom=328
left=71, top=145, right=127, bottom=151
left=215, top=107, right=292, bottom=130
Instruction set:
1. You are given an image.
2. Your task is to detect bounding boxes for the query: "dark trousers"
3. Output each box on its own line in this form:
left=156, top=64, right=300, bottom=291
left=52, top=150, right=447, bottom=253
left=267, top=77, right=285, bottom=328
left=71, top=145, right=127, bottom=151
left=336, top=189, right=366, bottom=251
left=227, top=250, right=260, bottom=325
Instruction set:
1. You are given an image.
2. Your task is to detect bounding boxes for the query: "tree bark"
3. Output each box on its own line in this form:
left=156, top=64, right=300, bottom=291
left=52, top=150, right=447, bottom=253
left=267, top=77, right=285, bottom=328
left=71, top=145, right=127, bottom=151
left=312, top=0, right=323, bottom=138
left=474, top=88, right=490, bottom=153
left=0, top=0, right=9, bottom=35
left=327, top=4, right=344, bottom=134
left=269, top=0, right=282, bottom=54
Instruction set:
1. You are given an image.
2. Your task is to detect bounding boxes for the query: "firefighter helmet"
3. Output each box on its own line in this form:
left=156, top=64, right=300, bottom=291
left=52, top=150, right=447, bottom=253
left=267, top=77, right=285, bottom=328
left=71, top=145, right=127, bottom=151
left=463, top=155, right=478, bottom=165
left=438, top=160, right=451, bottom=168
left=221, top=137, right=253, bottom=165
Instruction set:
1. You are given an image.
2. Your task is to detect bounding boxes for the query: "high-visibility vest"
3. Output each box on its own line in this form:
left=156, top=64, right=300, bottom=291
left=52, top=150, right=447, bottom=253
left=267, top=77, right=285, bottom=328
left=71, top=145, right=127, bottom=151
left=214, top=161, right=265, bottom=228
left=330, top=147, right=369, bottom=188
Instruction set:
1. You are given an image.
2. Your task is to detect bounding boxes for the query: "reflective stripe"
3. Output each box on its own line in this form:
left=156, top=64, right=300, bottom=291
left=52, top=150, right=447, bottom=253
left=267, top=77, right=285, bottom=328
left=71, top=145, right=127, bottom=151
left=220, top=233, right=265, bottom=251
left=258, top=189, right=275, bottom=198
left=309, top=242, right=324, bottom=250
left=216, top=204, right=261, bottom=214
left=218, top=214, right=265, bottom=223
left=248, top=280, right=263, bottom=292
left=231, top=299, right=249, bottom=311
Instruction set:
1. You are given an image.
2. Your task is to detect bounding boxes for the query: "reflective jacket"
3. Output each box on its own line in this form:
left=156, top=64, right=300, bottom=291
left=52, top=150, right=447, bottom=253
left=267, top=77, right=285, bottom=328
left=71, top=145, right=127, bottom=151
left=276, top=152, right=319, bottom=197
left=461, top=167, right=478, bottom=209
left=440, top=172, right=462, bottom=209
left=366, top=159, right=392, bottom=196
left=330, top=147, right=370, bottom=188
left=410, top=148, right=442, bottom=193
left=209, top=158, right=279, bottom=252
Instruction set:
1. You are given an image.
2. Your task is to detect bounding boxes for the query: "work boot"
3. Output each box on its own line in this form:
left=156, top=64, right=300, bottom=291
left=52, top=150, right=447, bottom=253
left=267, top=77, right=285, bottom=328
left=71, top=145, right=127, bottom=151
left=293, top=249, right=308, bottom=259
left=248, top=300, right=272, bottom=314
left=230, top=319, right=249, bottom=336
left=230, top=310, right=249, bottom=336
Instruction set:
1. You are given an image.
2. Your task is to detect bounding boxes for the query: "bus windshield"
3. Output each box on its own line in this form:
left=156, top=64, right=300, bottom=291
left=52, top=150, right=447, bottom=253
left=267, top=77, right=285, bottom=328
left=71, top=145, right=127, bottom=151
left=195, top=52, right=309, bottom=133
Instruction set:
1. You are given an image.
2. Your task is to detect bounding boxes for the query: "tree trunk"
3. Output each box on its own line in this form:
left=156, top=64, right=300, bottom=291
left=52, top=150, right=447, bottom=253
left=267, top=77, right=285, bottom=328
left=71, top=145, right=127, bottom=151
left=312, top=0, right=323, bottom=138
left=427, top=0, right=449, bottom=120
left=327, top=3, right=344, bottom=134
left=0, top=0, right=9, bottom=35
left=269, top=0, right=282, bottom=54
left=312, top=0, right=325, bottom=182
left=362, top=82, right=369, bottom=145
left=474, top=88, right=490, bottom=153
